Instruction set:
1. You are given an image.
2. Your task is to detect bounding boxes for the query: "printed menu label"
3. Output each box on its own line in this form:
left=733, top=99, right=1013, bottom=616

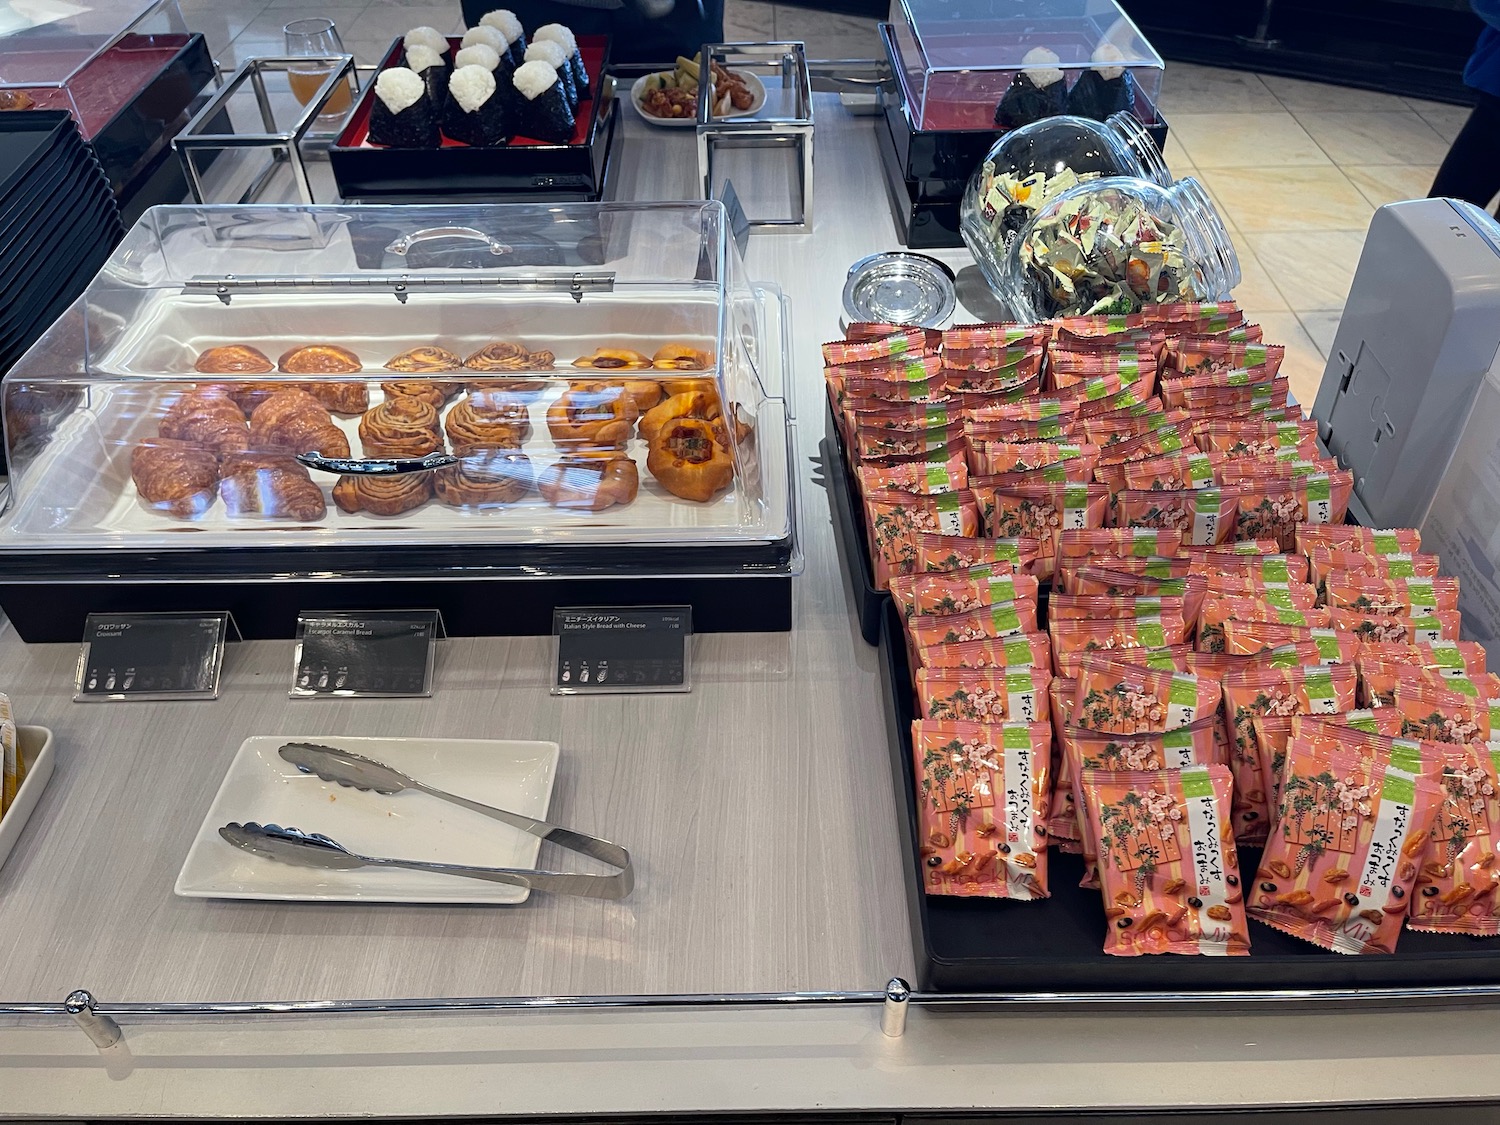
left=292, top=610, right=440, bottom=698
left=553, top=606, right=692, bottom=694
left=75, top=612, right=233, bottom=702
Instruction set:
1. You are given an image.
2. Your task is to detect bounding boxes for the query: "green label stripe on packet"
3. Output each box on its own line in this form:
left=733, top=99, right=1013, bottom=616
left=1058, top=445, right=1084, bottom=460
left=987, top=577, right=1019, bottom=602
left=1305, top=475, right=1332, bottom=503
left=1168, top=676, right=1198, bottom=706
left=1195, top=489, right=1221, bottom=513
left=1133, top=531, right=1159, bottom=556
left=1142, top=648, right=1179, bottom=670
left=1136, top=622, right=1166, bottom=647
left=1386, top=558, right=1416, bottom=578
left=1038, top=421, right=1064, bottom=440
left=992, top=543, right=1022, bottom=562
left=1276, top=608, right=1309, bottom=625
left=1346, top=711, right=1379, bottom=733
left=1490, top=702, right=1500, bottom=727
left=1164, top=727, right=1194, bottom=751
left=1312, top=630, right=1340, bottom=661
left=1158, top=579, right=1188, bottom=595
left=1383, top=771, right=1417, bottom=806
left=1263, top=587, right=1294, bottom=610
left=1083, top=378, right=1111, bottom=401
left=1306, top=668, right=1335, bottom=702
left=1489, top=745, right=1500, bottom=775
left=1411, top=614, right=1442, bottom=634
left=1037, top=400, right=1064, bottom=418
left=1388, top=742, right=1424, bottom=776
left=1373, top=531, right=1401, bottom=553
left=1405, top=579, right=1437, bottom=607
left=1448, top=675, right=1480, bottom=698
left=889, top=336, right=909, bottom=356
left=1226, top=370, right=1250, bottom=387
left=1262, top=558, right=1291, bottom=582
left=1144, top=559, right=1176, bottom=578
left=925, top=405, right=949, bottom=428
left=1431, top=643, right=1462, bottom=668
left=926, top=465, right=952, bottom=491
left=1041, top=463, right=1069, bottom=483
left=902, top=359, right=928, bottom=381
left=936, top=492, right=962, bottom=513
left=1004, top=637, right=1035, bottom=665
left=1002, top=723, right=1033, bottom=749
left=1134, top=598, right=1164, bottom=618
left=1276, top=423, right=1301, bottom=445
left=1064, top=484, right=1088, bottom=507
left=1181, top=766, right=1213, bottom=799
left=1006, top=670, right=1034, bottom=695
left=992, top=604, right=1022, bottom=632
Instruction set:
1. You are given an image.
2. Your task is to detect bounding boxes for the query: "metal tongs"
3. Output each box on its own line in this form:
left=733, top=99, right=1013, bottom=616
left=218, top=742, right=633, bottom=900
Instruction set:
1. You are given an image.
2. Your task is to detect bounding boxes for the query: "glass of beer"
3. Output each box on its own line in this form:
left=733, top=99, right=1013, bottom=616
left=284, top=18, right=353, bottom=121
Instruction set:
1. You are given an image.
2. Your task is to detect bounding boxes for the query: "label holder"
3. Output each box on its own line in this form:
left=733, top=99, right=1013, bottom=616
left=552, top=606, right=692, bottom=695
left=74, top=612, right=239, bottom=703
left=291, top=609, right=444, bottom=699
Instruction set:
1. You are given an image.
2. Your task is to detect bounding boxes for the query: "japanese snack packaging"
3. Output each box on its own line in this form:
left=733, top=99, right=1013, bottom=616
left=1224, top=621, right=1360, bottom=665
left=1071, top=656, right=1222, bottom=735
left=976, top=480, right=1109, bottom=581
left=1231, top=472, right=1353, bottom=552
left=864, top=491, right=980, bottom=588
left=1113, top=488, right=1237, bottom=545
left=1250, top=733, right=1443, bottom=954
left=1198, top=597, right=1332, bottom=654
left=1078, top=765, right=1249, bottom=955
left=915, top=533, right=1041, bottom=575
left=1323, top=574, right=1461, bottom=616
left=915, top=666, right=1053, bottom=724
left=890, top=568, right=1040, bottom=620
left=1332, top=608, right=1463, bottom=644
left=1408, top=744, right=1500, bottom=935
left=912, top=720, right=1053, bottom=899
left=1296, top=524, right=1422, bottom=557
left=1221, top=663, right=1359, bottom=843
left=915, top=632, right=1053, bottom=671
left=908, top=600, right=1041, bottom=647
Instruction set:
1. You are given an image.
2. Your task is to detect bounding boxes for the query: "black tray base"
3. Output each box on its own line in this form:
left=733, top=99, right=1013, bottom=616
left=0, top=573, right=790, bottom=642
left=878, top=597, right=1500, bottom=991
left=876, top=112, right=964, bottom=250
left=822, top=424, right=885, bottom=647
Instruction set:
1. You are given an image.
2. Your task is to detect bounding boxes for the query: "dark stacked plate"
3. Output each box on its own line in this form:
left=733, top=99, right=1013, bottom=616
left=0, top=111, right=124, bottom=379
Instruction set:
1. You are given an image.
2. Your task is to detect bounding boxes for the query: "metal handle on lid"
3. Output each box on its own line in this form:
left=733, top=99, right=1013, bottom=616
left=295, top=451, right=457, bottom=476
left=384, top=227, right=511, bottom=257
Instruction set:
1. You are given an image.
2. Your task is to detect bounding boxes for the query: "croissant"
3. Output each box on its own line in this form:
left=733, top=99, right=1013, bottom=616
left=546, top=386, right=638, bottom=449
left=652, top=343, right=715, bottom=370
left=249, top=389, right=351, bottom=459
left=572, top=347, right=652, bottom=371
left=304, top=382, right=370, bottom=415
left=445, top=395, right=531, bottom=452
left=332, top=473, right=432, bottom=516
left=131, top=438, right=220, bottom=519
left=646, top=417, right=734, bottom=502
left=434, top=447, right=534, bottom=508
left=219, top=452, right=327, bottom=521
left=278, top=344, right=362, bottom=374
left=159, top=387, right=250, bottom=455
left=230, top=381, right=306, bottom=414
left=381, top=379, right=463, bottom=409
left=385, top=346, right=463, bottom=373
left=358, top=395, right=443, bottom=458
left=639, top=390, right=721, bottom=445
left=464, top=342, right=556, bottom=372
left=195, top=345, right=274, bottom=374
left=538, top=452, right=639, bottom=512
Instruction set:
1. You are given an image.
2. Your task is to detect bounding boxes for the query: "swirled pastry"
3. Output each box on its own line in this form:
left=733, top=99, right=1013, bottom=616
left=385, top=346, right=463, bottom=373
left=159, top=387, right=250, bottom=455
left=538, top=452, right=639, bottom=512
left=380, top=379, right=463, bottom=409
left=545, top=385, right=638, bottom=448
left=278, top=344, right=361, bottom=374
left=572, top=347, right=652, bottom=371
left=464, top=341, right=555, bottom=371
left=435, top=447, right=533, bottom=508
left=195, top=345, right=275, bottom=374
left=131, top=438, right=220, bottom=519
left=219, top=452, right=327, bottom=521
left=332, top=472, right=432, bottom=516
left=357, top=395, right=443, bottom=458
left=249, top=389, right=351, bottom=459
left=652, top=342, right=715, bottom=370
left=444, top=394, right=531, bottom=451
left=646, top=416, right=734, bottom=502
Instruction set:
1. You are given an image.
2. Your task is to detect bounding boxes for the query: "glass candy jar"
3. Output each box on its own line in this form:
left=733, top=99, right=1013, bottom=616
left=980, top=175, right=1241, bottom=322
left=960, top=111, right=1170, bottom=293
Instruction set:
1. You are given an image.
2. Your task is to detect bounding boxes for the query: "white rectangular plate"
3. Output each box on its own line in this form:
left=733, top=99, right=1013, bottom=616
left=0, top=727, right=57, bottom=873
left=176, top=735, right=559, bottom=904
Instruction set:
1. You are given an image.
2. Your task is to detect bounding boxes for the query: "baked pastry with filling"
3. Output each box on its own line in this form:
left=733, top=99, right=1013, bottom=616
left=332, top=473, right=432, bottom=516
left=646, top=416, right=734, bottom=502
left=357, top=395, right=444, bottom=458
left=195, top=345, right=275, bottom=374
left=249, top=388, right=351, bottom=459
left=652, top=343, right=714, bottom=370
left=572, top=347, right=652, bottom=370
left=380, top=379, right=464, bottom=409
left=538, top=452, right=639, bottom=512
left=434, top=447, right=533, bottom=507
left=464, top=341, right=556, bottom=371
left=546, top=385, right=637, bottom=448
left=385, top=346, right=464, bottom=373
left=131, top=438, right=220, bottom=519
left=219, top=452, right=327, bottom=521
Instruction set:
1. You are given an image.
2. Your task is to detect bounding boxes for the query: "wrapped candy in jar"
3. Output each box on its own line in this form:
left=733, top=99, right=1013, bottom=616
left=960, top=111, right=1170, bottom=274
left=992, top=176, right=1241, bottom=321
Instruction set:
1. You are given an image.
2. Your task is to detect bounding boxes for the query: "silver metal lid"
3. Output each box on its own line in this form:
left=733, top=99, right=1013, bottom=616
left=842, top=252, right=957, bottom=328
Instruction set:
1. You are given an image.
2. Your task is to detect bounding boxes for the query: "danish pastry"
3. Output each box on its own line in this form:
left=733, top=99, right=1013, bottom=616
left=131, top=438, right=220, bottom=519
left=195, top=345, right=275, bottom=374
left=464, top=341, right=556, bottom=371
left=639, top=390, right=720, bottom=445
left=546, top=386, right=638, bottom=448
left=574, top=378, right=664, bottom=415
left=652, top=342, right=715, bottom=370
left=332, top=473, right=432, bottom=516
left=538, top=452, right=639, bottom=512
left=385, top=346, right=463, bottom=373
left=572, top=347, right=652, bottom=370
left=434, top=447, right=534, bottom=508
left=159, top=387, right=250, bottom=455
left=219, top=452, right=327, bottom=521
left=445, top=394, right=531, bottom=451
left=646, top=417, right=734, bottom=502
left=381, top=379, right=463, bottom=409
left=358, top=395, right=443, bottom=458
left=278, top=344, right=362, bottom=374
left=249, top=389, right=351, bottom=459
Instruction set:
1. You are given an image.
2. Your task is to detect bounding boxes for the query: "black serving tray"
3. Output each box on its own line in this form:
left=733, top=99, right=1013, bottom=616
left=878, top=597, right=1500, bottom=991
left=330, top=35, right=615, bottom=201
left=822, top=400, right=885, bottom=645
left=875, top=109, right=965, bottom=250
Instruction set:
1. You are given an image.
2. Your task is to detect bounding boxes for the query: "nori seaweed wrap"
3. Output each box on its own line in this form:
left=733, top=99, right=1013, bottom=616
left=995, top=47, right=1067, bottom=129
left=525, top=40, right=575, bottom=109
left=512, top=59, right=575, bottom=143
left=1066, top=43, right=1134, bottom=120
left=403, top=26, right=450, bottom=71
left=404, top=45, right=448, bottom=107
left=443, top=63, right=510, bottom=146
left=479, top=10, right=526, bottom=69
left=533, top=24, right=588, bottom=99
left=369, top=67, right=441, bottom=147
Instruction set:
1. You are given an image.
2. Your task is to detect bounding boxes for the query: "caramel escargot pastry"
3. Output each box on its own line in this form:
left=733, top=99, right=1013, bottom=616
left=219, top=452, right=327, bottom=522
left=358, top=395, right=444, bottom=459
left=380, top=379, right=464, bottom=409
left=195, top=344, right=275, bottom=374
left=445, top=394, right=531, bottom=451
left=646, top=416, right=734, bottom=502
left=332, top=472, right=432, bottom=516
left=639, top=390, right=721, bottom=445
left=546, top=385, right=638, bottom=448
left=278, top=344, right=362, bottom=374
left=385, top=346, right=464, bottom=373
left=572, top=347, right=652, bottom=371
left=538, top=451, right=639, bottom=512
left=464, top=341, right=556, bottom=372
left=652, top=342, right=715, bottom=370
left=434, top=446, right=534, bottom=508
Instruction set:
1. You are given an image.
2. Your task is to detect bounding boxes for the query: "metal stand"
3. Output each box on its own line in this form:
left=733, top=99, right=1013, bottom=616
left=881, top=977, right=910, bottom=1037
left=64, top=990, right=122, bottom=1051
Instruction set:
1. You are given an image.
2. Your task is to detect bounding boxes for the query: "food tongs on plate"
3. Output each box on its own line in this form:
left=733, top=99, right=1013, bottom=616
left=218, top=742, right=633, bottom=900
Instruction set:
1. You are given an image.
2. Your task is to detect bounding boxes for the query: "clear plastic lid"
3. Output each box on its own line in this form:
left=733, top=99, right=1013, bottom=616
left=0, top=0, right=183, bottom=88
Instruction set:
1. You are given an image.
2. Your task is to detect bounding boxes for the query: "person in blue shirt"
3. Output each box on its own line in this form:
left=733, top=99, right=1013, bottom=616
left=1431, top=0, right=1500, bottom=212
left=461, top=0, right=723, bottom=65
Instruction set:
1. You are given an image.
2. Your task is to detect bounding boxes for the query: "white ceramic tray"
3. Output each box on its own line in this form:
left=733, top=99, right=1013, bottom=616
left=0, top=726, right=58, bottom=873
left=176, top=735, right=560, bottom=904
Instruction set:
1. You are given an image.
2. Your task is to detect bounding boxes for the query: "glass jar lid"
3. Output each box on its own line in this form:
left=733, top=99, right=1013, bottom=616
left=842, top=252, right=957, bottom=328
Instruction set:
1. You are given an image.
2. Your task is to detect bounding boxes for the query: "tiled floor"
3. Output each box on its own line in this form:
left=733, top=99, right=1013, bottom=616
left=190, top=0, right=1477, bottom=403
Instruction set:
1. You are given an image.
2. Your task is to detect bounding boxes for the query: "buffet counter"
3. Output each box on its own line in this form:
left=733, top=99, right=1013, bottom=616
left=0, top=93, right=1498, bottom=1121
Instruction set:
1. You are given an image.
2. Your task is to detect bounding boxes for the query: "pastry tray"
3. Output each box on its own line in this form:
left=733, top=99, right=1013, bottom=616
left=878, top=597, right=1500, bottom=991
left=0, top=727, right=58, bottom=877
